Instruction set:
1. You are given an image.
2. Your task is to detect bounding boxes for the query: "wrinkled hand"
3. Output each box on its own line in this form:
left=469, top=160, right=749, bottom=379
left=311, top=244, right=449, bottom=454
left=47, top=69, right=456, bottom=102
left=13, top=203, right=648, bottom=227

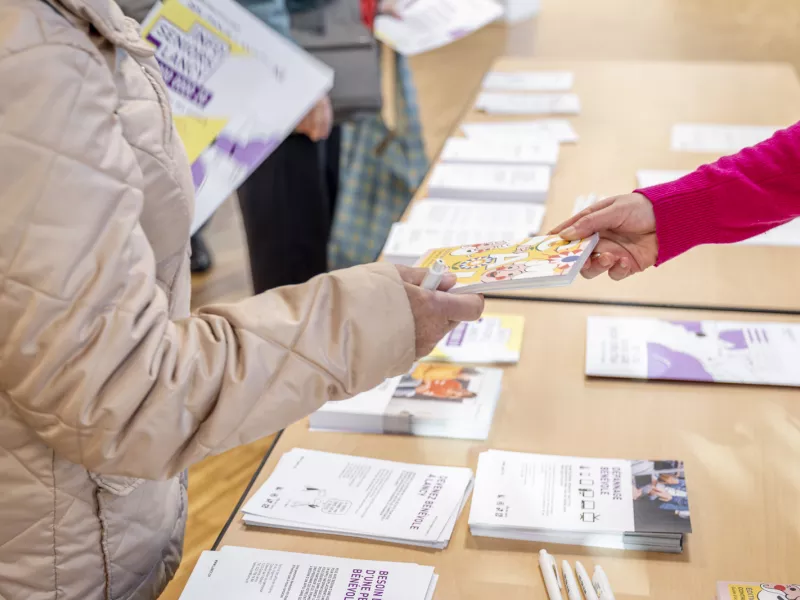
left=395, top=265, right=485, bottom=358
left=295, top=96, right=333, bottom=142
left=550, top=193, right=658, bottom=281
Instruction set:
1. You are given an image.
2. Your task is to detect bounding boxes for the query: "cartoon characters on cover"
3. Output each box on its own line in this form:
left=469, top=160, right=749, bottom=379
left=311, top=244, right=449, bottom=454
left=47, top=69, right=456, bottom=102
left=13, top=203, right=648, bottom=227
left=445, top=236, right=591, bottom=285
left=756, top=584, right=800, bottom=600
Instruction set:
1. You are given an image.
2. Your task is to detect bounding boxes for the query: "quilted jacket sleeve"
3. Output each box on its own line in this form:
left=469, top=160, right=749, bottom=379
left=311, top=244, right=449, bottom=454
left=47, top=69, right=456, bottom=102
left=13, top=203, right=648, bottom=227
left=0, top=43, right=415, bottom=479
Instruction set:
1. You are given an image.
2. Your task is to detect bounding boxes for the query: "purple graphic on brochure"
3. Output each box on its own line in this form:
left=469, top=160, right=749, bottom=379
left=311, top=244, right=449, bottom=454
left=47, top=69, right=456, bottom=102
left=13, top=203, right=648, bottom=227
left=646, top=343, right=714, bottom=382
left=189, top=135, right=281, bottom=190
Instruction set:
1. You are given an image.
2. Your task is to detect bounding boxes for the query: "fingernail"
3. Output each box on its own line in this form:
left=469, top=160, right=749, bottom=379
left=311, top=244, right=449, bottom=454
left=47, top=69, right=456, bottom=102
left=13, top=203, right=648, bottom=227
left=620, top=258, right=629, bottom=269
left=561, top=226, right=577, bottom=239
left=598, top=254, right=612, bottom=268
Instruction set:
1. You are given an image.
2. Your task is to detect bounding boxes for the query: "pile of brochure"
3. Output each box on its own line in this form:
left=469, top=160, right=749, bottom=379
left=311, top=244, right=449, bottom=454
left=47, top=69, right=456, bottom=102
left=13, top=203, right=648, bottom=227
left=468, top=450, right=692, bottom=553
left=241, top=449, right=474, bottom=549
left=310, top=362, right=503, bottom=440
left=180, top=546, right=438, bottom=599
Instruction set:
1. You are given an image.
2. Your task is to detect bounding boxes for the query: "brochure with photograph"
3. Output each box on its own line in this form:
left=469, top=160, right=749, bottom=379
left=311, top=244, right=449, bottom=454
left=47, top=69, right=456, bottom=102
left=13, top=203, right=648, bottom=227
left=415, top=234, right=598, bottom=294
left=585, top=316, right=800, bottom=387
left=179, top=547, right=438, bottom=600
left=469, top=450, right=691, bottom=553
left=310, top=362, right=503, bottom=440
left=241, top=449, right=474, bottom=549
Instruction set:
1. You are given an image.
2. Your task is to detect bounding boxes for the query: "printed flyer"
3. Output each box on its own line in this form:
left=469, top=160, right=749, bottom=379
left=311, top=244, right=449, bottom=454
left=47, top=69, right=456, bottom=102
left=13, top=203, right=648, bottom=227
left=142, top=0, right=333, bottom=233
left=585, top=317, right=800, bottom=386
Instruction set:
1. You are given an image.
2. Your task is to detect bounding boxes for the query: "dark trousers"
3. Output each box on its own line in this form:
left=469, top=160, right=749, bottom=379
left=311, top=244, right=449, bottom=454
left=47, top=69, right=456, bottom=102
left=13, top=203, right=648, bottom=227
left=238, top=126, right=341, bottom=294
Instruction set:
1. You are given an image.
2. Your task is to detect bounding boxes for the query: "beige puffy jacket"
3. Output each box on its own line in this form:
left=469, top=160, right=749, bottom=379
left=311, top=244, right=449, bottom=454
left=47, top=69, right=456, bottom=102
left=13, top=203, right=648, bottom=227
left=0, top=0, right=415, bottom=597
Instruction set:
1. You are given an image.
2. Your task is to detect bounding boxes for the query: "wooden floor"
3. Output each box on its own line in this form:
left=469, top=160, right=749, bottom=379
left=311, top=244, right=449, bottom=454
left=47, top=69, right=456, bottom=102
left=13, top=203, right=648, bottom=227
left=159, top=0, right=800, bottom=597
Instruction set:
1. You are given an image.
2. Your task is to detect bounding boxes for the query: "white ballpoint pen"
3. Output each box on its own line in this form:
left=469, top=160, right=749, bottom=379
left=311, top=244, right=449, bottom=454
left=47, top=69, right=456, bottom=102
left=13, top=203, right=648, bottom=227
left=575, top=561, right=599, bottom=600
left=421, top=258, right=447, bottom=291
left=561, top=561, right=582, bottom=600
left=593, top=565, right=616, bottom=600
left=538, top=550, right=563, bottom=600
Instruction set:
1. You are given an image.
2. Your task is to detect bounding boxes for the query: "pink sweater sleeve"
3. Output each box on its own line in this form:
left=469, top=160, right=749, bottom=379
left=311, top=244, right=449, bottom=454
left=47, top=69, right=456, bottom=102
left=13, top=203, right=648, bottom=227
left=635, top=121, right=800, bottom=264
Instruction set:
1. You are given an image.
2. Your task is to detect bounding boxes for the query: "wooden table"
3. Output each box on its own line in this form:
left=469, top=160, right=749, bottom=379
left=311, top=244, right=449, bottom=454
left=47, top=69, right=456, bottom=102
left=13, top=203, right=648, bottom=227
left=216, top=300, right=800, bottom=599
left=410, top=58, right=800, bottom=313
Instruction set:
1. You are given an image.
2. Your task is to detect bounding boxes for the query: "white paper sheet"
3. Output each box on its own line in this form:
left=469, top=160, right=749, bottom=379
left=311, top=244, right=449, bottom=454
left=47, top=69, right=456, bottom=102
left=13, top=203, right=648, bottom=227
left=427, top=163, right=550, bottom=202
left=461, top=119, right=578, bottom=143
left=242, top=449, right=474, bottom=545
left=408, top=199, right=546, bottom=234
left=374, top=0, right=503, bottom=56
left=180, top=548, right=436, bottom=600
left=440, top=136, right=559, bottom=166
left=670, top=123, right=780, bottom=154
left=476, top=92, right=581, bottom=115
left=481, top=70, right=574, bottom=92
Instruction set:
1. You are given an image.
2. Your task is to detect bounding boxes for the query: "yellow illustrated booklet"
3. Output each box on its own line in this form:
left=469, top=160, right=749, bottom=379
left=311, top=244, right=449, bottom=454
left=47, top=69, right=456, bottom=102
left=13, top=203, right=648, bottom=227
left=426, top=314, right=525, bottom=364
left=718, top=583, right=800, bottom=600
left=415, top=233, right=598, bottom=294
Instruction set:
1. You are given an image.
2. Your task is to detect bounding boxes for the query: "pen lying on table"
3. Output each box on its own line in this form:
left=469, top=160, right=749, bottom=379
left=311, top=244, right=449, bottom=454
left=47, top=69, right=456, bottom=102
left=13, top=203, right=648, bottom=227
left=538, top=551, right=616, bottom=600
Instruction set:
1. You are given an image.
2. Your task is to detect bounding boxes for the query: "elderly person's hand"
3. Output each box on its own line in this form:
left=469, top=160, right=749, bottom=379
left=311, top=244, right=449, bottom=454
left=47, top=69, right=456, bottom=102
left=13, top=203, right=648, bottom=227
left=395, top=265, right=484, bottom=358
left=550, top=193, right=658, bottom=281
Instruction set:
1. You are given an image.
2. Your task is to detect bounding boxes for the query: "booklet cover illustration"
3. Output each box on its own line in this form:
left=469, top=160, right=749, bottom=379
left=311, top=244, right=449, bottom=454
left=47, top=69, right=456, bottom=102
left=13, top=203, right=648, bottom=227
left=586, top=317, right=800, bottom=387
left=717, top=583, right=800, bottom=600
left=426, top=314, right=525, bottom=364
left=142, top=0, right=333, bottom=233
left=310, top=363, right=503, bottom=440
left=415, top=234, right=598, bottom=293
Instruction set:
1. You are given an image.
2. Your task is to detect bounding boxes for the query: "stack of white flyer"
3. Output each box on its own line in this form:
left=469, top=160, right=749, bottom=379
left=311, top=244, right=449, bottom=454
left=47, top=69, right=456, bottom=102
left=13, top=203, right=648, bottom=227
left=482, top=70, right=574, bottom=92
left=180, top=547, right=438, bottom=600
left=475, top=92, right=581, bottom=116
left=440, top=136, right=559, bottom=168
left=427, top=163, right=550, bottom=203
left=310, top=362, right=503, bottom=440
left=241, top=449, right=474, bottom=549
left=382, top=200, right=545, bottom=265
left=469, top=450, right=692, bottom=553
left=461, top=119, right=579, bottom=143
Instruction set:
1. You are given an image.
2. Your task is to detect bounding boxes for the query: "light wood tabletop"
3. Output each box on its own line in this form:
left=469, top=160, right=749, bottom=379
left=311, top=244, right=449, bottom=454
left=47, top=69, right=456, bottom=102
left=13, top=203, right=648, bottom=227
left=216, top=299, right=800, bottom=599
left=408, top=58, right=800, bottom=313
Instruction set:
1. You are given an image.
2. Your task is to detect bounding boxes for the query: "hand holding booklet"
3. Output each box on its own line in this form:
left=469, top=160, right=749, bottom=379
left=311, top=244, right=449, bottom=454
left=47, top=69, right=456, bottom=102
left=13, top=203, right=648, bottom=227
left=415, top=233, right=599, bottom=294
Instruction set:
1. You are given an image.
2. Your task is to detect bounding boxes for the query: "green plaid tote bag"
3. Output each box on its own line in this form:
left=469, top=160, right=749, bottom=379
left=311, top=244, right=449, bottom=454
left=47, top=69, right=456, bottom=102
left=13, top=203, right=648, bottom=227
left=328, top=49, right=428, bottom=270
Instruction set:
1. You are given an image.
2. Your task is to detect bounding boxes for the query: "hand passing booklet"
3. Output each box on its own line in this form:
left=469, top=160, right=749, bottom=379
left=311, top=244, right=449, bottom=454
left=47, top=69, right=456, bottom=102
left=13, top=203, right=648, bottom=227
left=241, top=449, right=474, bottom=549
left=415, top=234, right=598, bottom=293
left=586, top=316, right=800, bottom=386
left=180, top=547, right=438, bottom=600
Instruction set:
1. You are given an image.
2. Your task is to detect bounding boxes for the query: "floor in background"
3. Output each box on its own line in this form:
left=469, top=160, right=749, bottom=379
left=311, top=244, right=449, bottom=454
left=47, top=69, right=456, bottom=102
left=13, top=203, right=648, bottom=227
left=161, top=1, right=800, bottom=597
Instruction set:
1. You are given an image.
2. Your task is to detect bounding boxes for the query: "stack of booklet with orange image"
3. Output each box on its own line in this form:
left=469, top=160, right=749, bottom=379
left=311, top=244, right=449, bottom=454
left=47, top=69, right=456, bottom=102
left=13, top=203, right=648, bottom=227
left=414, top=233, right=599, bottom=294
